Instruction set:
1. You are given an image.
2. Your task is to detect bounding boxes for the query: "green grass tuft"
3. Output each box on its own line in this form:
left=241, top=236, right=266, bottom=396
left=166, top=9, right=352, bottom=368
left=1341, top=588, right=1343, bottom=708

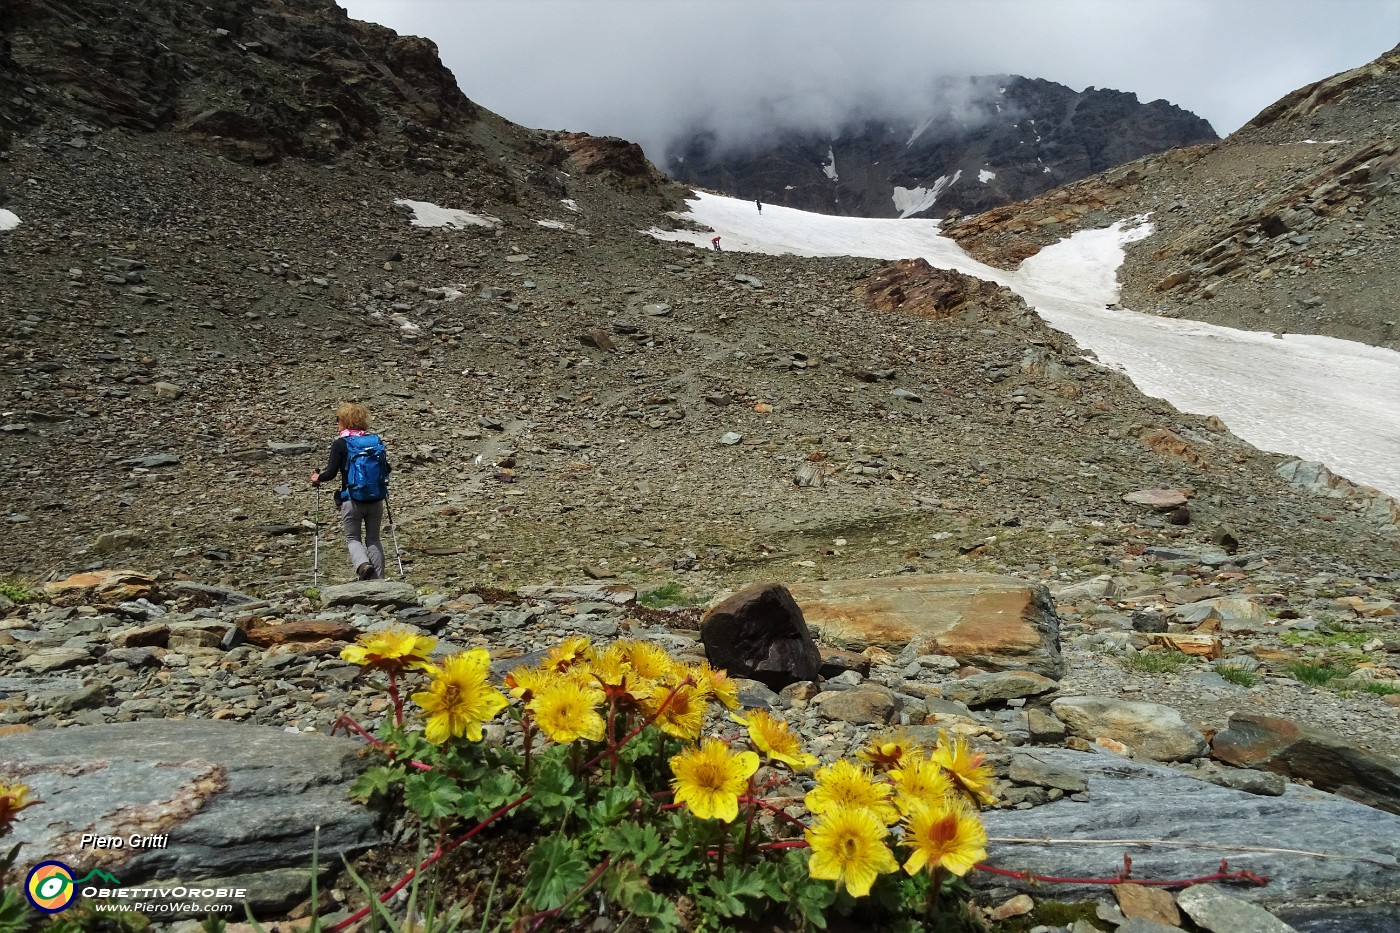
left=1214, top=665, right=1258, bottom=687
left=1281, top=628, right=1376, bottom=648
left=0, top=579, right=39, bottom=603
left=638, top=581, right=706, bottom=609
left=1285, top=660, right=1347, bottom=687
left=1122, top=650, right=1192, bottom=674
left=1357, top=681, right=1400, bottom=697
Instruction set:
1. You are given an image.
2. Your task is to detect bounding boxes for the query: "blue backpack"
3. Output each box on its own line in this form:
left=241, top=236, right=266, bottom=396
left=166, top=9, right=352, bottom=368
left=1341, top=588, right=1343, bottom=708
left=343, top=434, right=389, bottom=502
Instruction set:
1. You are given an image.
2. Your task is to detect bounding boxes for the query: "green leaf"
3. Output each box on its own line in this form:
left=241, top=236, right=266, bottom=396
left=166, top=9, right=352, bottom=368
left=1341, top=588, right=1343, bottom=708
left=348, top=765, right=399, bottom=803
left=523, top=835, right=591, bottom=911
left=589, top=782, right=641, bottom=827
left=403, top=769, right=464, bottom=821
left=600, top=822, right=669, bottom=875
left=603, top=864, right=678, bottom=927
left=526, top=756, right=581, bottom=821
left=702, top=870, right=768, bottom=918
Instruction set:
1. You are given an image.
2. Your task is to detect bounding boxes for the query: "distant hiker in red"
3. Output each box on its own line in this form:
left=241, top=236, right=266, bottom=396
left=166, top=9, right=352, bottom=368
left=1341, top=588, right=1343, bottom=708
left=711, top=236, right=721, bottom=251
left=311, top=402, right=392, bottom=580
left=756, top=199, right=762, bottom=213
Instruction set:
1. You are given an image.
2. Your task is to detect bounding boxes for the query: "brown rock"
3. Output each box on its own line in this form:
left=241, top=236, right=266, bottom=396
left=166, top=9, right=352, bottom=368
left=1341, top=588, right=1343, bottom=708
left=813, top=686, right=896, bottom=725
left=789, top=574, right=1063, bottom=677
left=989, top=893, right=1035, bottom=921
left=1113, top=882, right=1181, bottom=926
left=245, top=620, right=356, bottom=648
left=700, top=583, right=822, bottom=689
left=818, top=647, right=871, bottom=678
left=1141, top=429, right=1209, bottom=467
left=44, top=570, right=157, bottom=604
left=1212, top=712, right=1400, bottom=813
left=111, top=623, right=170, bottom=649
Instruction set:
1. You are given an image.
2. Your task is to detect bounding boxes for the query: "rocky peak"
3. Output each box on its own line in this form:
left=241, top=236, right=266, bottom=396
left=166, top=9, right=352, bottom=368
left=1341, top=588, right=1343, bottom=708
left=944, top=43, right=1400, bottom=349
left=664, top=75, right=1217, bottom=219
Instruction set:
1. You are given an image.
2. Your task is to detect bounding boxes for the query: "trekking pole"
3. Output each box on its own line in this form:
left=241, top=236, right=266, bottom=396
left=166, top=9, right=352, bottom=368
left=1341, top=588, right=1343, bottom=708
left=386, top=496, right=405, bottom=578
left=312, top=487, right=321, bottom=589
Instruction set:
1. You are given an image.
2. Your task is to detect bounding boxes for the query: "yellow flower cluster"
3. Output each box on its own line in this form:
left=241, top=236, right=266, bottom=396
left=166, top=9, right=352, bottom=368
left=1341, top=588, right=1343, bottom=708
left=507, top=638, right=740, bottom=746
left=804, top=730, right=993, bottom=897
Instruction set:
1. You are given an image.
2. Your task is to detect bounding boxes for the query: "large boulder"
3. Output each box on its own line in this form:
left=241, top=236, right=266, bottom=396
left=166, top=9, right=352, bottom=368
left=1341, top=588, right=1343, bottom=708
left=1051, top=696, right=1208, bottom=761
left=0, top=720, right=382, bottom=907
left=700, top=583, right=821, bottom=688
left=1211, top=712, right=1400, bottom=814
left=788, top=574, right=1063, bottom=678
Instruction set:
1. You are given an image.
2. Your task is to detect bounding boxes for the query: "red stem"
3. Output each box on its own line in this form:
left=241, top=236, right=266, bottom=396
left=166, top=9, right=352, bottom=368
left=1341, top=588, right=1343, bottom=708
left=388, top=670, right=404, bottom=727
left=327, top=792, right=531, bottom=932
left=578, top=679, right=691, bottom=773
left=973, top=858, right=1269, bottom=888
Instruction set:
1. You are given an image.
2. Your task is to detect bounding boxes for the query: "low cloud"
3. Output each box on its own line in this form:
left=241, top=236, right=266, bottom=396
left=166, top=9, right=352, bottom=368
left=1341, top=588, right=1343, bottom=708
left=340, top=0, right=1400, bottom=161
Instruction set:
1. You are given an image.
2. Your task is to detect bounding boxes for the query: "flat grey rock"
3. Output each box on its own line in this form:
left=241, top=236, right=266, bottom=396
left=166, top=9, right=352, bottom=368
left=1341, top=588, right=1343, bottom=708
left=319, top=579, right=418, bottom=608
left=1178, top=883, right=1299, bottom=932
left=980, top=747, right=1400, bottom=906
left=0, top=720, right=381, bottom=885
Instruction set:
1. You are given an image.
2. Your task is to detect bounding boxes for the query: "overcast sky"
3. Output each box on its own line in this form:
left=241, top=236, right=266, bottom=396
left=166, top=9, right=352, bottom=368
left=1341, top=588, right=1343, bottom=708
left=338, top=0, right=1400, bottom=159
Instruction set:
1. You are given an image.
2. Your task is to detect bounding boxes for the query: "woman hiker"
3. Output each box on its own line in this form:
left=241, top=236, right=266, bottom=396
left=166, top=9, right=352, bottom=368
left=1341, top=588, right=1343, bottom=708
left=310, top=402, right=392, bottom=580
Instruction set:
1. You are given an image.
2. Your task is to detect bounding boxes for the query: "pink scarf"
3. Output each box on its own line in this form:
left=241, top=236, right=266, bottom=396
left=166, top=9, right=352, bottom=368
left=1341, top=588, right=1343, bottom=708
left=338, top=429, right=368, bottom=438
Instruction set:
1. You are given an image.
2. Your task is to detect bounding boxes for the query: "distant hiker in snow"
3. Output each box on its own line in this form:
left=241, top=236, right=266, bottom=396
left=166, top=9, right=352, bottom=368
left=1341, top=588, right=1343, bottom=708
left=711, top=236, right=721, bottom=251
left=756, top=199, right=762, bottom=213
left=310, top=402, right=392, bottom=580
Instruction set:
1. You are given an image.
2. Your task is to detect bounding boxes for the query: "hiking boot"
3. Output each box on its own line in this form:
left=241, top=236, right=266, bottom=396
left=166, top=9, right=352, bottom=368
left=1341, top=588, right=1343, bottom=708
left=356, top=562, right=374, bottom=580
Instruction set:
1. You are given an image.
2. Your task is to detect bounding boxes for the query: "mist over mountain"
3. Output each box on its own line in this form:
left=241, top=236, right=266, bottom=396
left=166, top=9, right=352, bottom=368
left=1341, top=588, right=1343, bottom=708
left=664, top=75, right=1219, bottom=219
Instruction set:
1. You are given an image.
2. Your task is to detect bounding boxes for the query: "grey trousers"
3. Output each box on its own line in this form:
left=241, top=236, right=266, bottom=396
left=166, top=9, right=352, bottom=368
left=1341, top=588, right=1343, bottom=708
left=341, top=498, right=385, bottom=578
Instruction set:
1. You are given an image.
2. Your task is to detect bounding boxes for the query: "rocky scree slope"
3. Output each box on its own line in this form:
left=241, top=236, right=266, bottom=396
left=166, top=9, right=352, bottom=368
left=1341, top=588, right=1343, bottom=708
left=0, top=0, right=1397, bottom=598
left=665, top=75, right=1217, bottom=220
left=946, top=43, right=1400, bottom=350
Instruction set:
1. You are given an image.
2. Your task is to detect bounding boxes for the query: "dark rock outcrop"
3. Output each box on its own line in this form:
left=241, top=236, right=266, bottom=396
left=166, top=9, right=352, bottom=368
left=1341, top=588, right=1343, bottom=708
left=700, top=582, right=822, bottom=688
left=665, top=75, right=1217, bottom=219
left=1211, top=712, right=1400, bottom=814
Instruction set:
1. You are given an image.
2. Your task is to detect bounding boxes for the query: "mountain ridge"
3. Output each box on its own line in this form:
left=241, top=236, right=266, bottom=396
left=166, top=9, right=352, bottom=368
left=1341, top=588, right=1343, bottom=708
left=664, top=75, right=1218, bottom=219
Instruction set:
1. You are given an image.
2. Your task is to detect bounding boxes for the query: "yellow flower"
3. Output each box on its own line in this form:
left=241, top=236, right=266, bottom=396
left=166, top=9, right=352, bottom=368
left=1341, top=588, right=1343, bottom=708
left=504, top=663, right=560, bottom=702
left=857, top=732, right=920, bottom=772
left=889, top=752, right=955, bottom=815
left=0, top=782, right=36, bottom=828
left=670, top=738, right=759, bottom=822
left=805, top=760, right=899, bottom=825
left=543, top=636, right=594, bottom=673
left=340, top=626, right=436, bottom=672
left=805, top=805, right=899, bottom=898
left=691, top=662, right=740, bottom=710
left=588, top=645, right=647, bottom=702
left=529, top=680, right=607, bottom=745
left=930, top=730, right=998, bottom=807
left=644, top=683, right=706, bottom=741
left=620, top=640, right=683, bottom=684
left=732, top=709, right=817, bottom=771
left=410, top=649, right=509, bottom=744
left=901, top=800, right=988, bottom=877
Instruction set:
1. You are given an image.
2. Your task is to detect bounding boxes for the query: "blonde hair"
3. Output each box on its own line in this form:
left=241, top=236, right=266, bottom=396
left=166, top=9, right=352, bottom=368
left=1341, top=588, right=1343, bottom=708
left=336, top=402, right=370, bottom=431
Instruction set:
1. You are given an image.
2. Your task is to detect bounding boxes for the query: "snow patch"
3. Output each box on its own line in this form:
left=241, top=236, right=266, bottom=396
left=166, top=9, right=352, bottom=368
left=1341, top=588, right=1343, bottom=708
left=821, top=147, right=838, bottom=182
left=0, top=209, right=19, bottom=231
left=978, top=169, right=996, bottom=184
left=560, top=199, right=581, bottom=213
left=643, top=191, right=1400, bottom=499
left=906, top=117, right=935, bottom=147
left=394, top=199, right=500, bottom=229
left=891, top=170, right=961, bottom=218
left=536, top=219, right=575, bottom=231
